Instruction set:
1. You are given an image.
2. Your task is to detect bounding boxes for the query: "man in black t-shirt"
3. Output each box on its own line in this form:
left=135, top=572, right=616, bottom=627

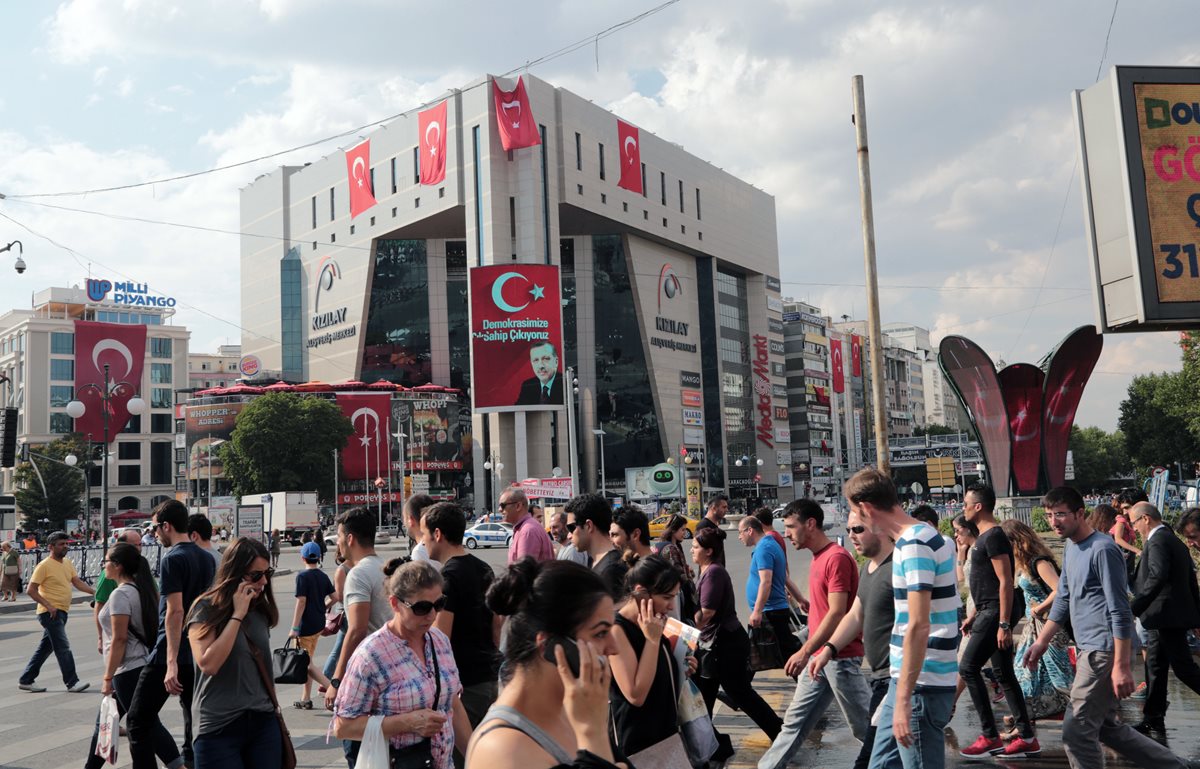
left=695, top=495, right=730, bottom=564
left=566, top=493, right=627, bottom=598
left=421, top=502, right=499, bottom=726
left=959, top=484, right=1037, bottom=759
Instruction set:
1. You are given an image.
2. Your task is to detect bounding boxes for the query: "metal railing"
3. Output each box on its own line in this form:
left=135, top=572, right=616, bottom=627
left=13, top=544, right=165, bottom=584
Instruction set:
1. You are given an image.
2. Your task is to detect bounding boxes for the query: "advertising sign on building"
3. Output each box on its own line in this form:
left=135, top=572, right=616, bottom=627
left=236, top=504, right=265, bottom=543
left=681, top=389, right=703, bottom=407
left=685, top=477, right=701, bottom=516
left=517, top=477, right=575, bottom=501
left=468, top=264, right=565, bottom=411
left=773, top=427, right=790, bottom=444
left=767, top=296, right=784, bottom=313
left=683, top=427, right=705, bottom=444
left=680, top=371, right=702, bottom=388
left=184, top=401, right=248, bottom=480
left=681, top=408, right=704, bottom=426
left=238, top=355, right=262, bottom=378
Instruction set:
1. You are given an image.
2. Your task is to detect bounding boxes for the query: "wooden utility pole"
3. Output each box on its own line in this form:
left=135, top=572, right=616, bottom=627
left=852, top=75, right=890, bottom=473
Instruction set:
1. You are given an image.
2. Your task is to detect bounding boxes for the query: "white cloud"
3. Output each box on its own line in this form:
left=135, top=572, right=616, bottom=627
left=92, top=65, right=108, bottom=84
left=117, top=77, right=134, bottom=97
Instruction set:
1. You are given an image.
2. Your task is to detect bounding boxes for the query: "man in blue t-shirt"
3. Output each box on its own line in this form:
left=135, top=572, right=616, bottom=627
left=126, top=500, right=215, bottom=769
left=739, top=515, right=802, bottom=659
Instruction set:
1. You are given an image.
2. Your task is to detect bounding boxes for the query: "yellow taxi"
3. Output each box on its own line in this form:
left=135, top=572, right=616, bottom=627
left=647, top=514, right=701, bottom=540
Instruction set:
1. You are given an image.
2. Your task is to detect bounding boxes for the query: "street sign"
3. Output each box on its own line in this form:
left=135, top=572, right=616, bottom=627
left=910, top=482, right=924, bottom=495
left=925, top=456, right=957, bottom=489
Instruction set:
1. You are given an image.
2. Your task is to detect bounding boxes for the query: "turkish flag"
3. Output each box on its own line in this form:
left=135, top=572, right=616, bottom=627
left=418, top=100, right=447, bottom=186
left=345, top=139, right=377, bottom=219
left=831, top=338, right=845, bottom=394
left=851, top=335, right=863, bottom=377
left=492, top=77, right=541, bottom=151
left=73, top=320, right=147, bottom=440
left=337, top=393, right=391, bottom=480
left=617, top=119, right=642, bottom=193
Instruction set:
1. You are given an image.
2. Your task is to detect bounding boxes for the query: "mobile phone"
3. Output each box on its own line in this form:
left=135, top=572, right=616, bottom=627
left=542, top=635, right=582, bottom=677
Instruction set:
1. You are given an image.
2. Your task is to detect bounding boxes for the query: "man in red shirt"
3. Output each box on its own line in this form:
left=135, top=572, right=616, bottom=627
left=758, top=498, right=872, bottom=769
left=500, top=489, right=553, bottom=564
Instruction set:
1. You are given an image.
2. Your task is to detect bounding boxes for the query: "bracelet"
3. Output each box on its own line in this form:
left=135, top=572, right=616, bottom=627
left=822, top=642, right=838, bottom=657
left=291, top=626, right=301, bottom=632
left=229, top=617, right=243, bottom=623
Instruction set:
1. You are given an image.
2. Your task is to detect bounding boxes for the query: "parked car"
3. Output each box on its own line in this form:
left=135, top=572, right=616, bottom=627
left=647, top=515, right=699, bottom=540
left=463, top=522, right=512, bottom=550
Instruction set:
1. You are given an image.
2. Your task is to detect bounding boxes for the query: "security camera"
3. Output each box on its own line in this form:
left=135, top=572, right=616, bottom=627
left=14, top=257, right=25, bottom=274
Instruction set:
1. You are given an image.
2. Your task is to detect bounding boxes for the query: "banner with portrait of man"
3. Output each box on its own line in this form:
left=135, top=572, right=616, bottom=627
left=468, top=263, right=565, bottom=412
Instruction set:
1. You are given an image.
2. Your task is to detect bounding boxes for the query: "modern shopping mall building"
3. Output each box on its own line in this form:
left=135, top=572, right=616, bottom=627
left=238, top=73, right=791, bottom=508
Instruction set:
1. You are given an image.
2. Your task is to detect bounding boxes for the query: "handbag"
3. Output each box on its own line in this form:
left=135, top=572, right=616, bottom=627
left=273, top=638, right=311, bottom=685
left=322, top=608, right=345, bottom=637
left=95, top=694, right=120, bottom=764
left=671, top=641, right=718, bottom=767
left=389, top=634, right=441, bottom=769
left=748, top=622, right=784, bottom=672
left=245, top=629, right=298, bottom=769
left=629, top=733, right=692, bottom=769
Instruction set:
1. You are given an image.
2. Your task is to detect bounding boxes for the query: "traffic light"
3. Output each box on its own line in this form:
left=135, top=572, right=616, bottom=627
left=0, top=408, right=16, bottom=468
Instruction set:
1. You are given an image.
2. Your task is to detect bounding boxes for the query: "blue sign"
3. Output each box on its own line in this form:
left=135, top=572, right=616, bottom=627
left=86, top=278, right=176, bottom=308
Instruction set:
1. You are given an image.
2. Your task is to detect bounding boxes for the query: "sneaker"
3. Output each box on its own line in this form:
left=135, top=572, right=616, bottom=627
left=1002, top=737, right=1042, bottom=758
left=1130, top=682, right=1148, bottom=700
left=67, top=681, right=90, bottom=693
left=18, top=683, right=46, bottom=693
left=960, top=735, right=1004, bottom=758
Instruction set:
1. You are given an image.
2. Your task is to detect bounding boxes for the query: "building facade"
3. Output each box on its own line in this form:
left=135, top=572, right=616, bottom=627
left=239, top=74, right=788, bottom=508
left=188, top=344, right=242, bottom=390
left=0, top=285, right=190, bottom=518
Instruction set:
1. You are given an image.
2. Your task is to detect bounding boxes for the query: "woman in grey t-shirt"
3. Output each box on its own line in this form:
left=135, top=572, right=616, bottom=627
left=186, top=537, right=282, bottom=769
left=85, top=543, right=180, bottom=769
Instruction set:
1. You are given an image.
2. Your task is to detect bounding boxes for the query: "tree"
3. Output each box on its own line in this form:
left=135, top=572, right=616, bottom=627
left=15, top=434, right=90, bottom=531
left=914, top=423, right=957, bottom=437
left=1118, top=372, right=1200, bottom=470
left=1067, top=425, right=1130, bottom=491
left=218, top=393, right=354, bottom=499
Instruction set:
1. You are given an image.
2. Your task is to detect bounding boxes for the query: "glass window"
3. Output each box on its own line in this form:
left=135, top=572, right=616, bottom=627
left=50, top=359, right=74, bottom=381
left=123, top=414, right=142, bottom=434
left=118, top=465, right=141, bottom=486
left=361, top=239, right=432, bottom=387
left=118, top=442, right=142, bottom=460
left=446, top=241, right=471, bottom=391
left=150, top=338, right=172, bottom=358
left=151, top=363, right=172, bottom=384
left=50, top=385, right=74, bottom=407
left=151, top=388, right=172, bottom=409
left=575, top=132, right=582, bottom=171
left=50, top=412, right=73, bottom=434
left=311, top=196, right=317, bottom=229
left=330, top=188, right=335, bottom=221
left=598, top=144, right=605, bottom=180
left=151, top=442, right=173, bottom=485
left=391, top=156, right=397, bottom=193
left=150, top=414, right=173, bottom=433
left=50, top=332, right=74, bottom=355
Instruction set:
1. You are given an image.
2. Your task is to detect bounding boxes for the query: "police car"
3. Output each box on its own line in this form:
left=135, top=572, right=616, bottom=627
left=463, top=522, right=513, bottom=549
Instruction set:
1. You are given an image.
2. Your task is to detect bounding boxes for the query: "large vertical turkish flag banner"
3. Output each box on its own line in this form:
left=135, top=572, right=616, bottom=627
left=492, top=77, right=541, bottom=151
left=851, top=335, right=863, bottom=377
left=998, top=363, right=1045, bottom=495
left=418, top=100, right=447, bottom=186
left=830, top=338, right=845, bottom=394
left=617, top=119, right=642, bottom=193
left=345, top=139, right=377, bottom=219
left=74, top=320, right=147, bottom=440
left=468, top=264, right=564, bottom=412
left=939, top=336, right=1011, bottom=496
left=337, top=393, right=391, bottom=480
left=1041, top=327, right=1103, bottom=488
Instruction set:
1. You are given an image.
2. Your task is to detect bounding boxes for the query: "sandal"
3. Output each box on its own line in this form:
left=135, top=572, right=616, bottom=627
left=293, top=700, right=313, bottom=709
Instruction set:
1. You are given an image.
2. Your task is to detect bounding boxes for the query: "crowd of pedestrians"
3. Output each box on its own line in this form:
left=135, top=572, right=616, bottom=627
left=17, top=469, right=1200, bottom=769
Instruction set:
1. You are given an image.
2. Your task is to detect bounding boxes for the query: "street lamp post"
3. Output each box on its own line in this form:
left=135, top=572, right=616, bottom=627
left=736, top=455, right=765, bottom=503
left=592, top=428, right=607, bottom=499
left=65, top=363, right=146, bottom=543
left=482, top=454, right=504, bottom=515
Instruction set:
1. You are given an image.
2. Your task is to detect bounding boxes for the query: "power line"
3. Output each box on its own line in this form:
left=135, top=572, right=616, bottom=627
left=0, top=0, right=681, bottom=201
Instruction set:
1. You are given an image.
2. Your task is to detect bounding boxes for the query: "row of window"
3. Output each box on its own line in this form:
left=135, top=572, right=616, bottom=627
left=311, top=146, right=435, bottom=229
left=49, top=359, right=173, bottom=384
left=49, top=412, right=175, bottom=434
left=573, top=132, right=703, bottom=219
left=50, top=333, right=173, bottom=359
left=94, top=311, right=164, bottom=325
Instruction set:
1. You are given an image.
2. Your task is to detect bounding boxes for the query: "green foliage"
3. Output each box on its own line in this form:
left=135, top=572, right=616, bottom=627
left=1068, top=425, right=1131, bottom=491
left=1119, top=370, right=1200, bottom=470
left=914, top=423, right=958, bottom=437
left=1031, top=506, right=1051, bottom=533
left=15, top=434, right=90, bottom=530
left=937, top=515, right=955, bottom=539
left=217, top=393, right=354, bottom=500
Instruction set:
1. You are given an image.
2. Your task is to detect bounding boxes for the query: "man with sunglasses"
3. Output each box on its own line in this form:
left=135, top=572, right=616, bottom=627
left=566, top=493, right=626, bottom=598
left=501, top=488, right=553, bottom=565
left=126, top=500, right=215, bottom=769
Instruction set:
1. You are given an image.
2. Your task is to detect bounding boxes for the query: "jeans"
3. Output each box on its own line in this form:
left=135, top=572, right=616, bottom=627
left=1144, top=627, right=1200, bottom=720
left=959, top=608, right=1033, bottom=738
left=758, top=656, right=871, bottom=769
left=85, top=667, right=183, bottom=769
left=20, top=610, right=78, bottom=687
left=698, top=626, right=783, bottom=740
left=126, top=662, right=192, bottom=769
left=324, top=625, right=347, bottom=680
left=854, top=677, right=890, bottom=769
left=867, top=679, right=954, bottom=769
left=193, top=709, right=281, bottom=769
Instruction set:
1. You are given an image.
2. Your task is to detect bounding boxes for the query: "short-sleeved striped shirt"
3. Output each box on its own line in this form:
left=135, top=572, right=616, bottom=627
left=890, top=522, right=961, bottom=688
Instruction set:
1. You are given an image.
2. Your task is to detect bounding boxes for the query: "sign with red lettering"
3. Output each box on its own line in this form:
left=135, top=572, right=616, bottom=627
left=681, top=389, right=702, bottom=407
left=752, top=335, right=774, bottom=449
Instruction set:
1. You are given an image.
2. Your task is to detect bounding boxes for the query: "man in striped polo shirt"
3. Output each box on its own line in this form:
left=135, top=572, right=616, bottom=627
left=845, top=468, right=960, bottom=769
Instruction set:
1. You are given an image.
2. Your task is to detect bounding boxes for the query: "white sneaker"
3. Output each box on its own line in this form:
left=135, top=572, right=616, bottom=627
left=18, top=683, right=46, bottom=692
left=67, top=681, right=90, bottom=693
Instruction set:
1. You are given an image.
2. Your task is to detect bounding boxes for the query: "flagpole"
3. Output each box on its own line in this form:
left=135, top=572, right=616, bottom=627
left=333, top=448, right=340, bottom=522
left=385, top=415, right=393, bottom=528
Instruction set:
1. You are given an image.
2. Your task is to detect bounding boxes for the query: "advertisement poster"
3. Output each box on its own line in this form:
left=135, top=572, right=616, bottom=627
left=184, top=401, right=248, bottom=480
left=685, top=477, right=701, bottom=516
left=236, top=504, right=265, bottom=543
left=469, top=264, right=565, bottom=412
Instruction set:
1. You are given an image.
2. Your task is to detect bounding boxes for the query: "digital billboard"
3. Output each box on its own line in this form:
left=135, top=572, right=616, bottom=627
left=468, top=264, right=565, bottom=412
left=184, top=402, right=247, bottom=480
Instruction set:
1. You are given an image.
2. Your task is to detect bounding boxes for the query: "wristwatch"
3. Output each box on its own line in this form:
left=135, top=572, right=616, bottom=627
left=329, top=677, right=341, bottom=689
left=998, top=621, right=1011, bottom=630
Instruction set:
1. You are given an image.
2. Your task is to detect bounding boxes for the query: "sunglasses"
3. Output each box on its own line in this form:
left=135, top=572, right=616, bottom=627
left=846, top=525, right=866, bottom=534
left=566, top=522, right=577, bottom=533
left=498, top=500, right=520, bottom=509
left=401, top=596, right=448, bottom=616
left=244, top=568, right=275, bottom=582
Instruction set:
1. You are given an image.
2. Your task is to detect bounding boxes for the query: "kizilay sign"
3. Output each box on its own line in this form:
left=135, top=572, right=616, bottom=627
left=309, top=257, right=357, bottom=349
left=752, top=334, right=774, bottom=449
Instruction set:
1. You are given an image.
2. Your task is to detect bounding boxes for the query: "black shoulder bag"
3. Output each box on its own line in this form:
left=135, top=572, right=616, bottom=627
left=390, top=634, right=442, bottom=769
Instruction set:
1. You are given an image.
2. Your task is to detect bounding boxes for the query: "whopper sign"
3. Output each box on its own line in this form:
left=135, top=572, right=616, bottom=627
left=469, top=264, right=565, bottom=412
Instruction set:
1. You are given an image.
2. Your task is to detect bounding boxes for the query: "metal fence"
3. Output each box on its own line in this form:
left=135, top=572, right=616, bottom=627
left=14, top=544, right=165, bottom=584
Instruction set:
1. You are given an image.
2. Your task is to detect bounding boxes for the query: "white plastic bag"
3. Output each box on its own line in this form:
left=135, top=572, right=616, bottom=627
left=358, top=715, right=390, bottom=769
left=95, top=694, right=120, bottom=764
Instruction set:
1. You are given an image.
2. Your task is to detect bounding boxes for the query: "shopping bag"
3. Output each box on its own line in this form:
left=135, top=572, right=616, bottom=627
left=95, top=694, right=120, bottom=764
left=748, top=622, right=784, bottom=671
left=272, top=638, right=311, bottom=684
left=358, top=715, right=390, bottom=769
left=678, top=674, right=719, bottom=767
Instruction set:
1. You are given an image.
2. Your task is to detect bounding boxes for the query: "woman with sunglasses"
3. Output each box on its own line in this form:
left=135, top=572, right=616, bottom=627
left=466, top=558, right=624, bottom=769
left=334, top=559, right=471, bottom=769
left=85, top=543, right=178, bottom=769
left=186, top=537, right=284, bottom=769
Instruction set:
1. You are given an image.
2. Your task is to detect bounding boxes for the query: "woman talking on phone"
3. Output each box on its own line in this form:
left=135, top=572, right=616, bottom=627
left=186, top=538, right=284, bottom=769
left=466, top=558, right=625, bottom=769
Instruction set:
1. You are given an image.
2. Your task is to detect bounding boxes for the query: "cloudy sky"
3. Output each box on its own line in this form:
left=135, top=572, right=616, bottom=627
left=0, top=0, right=1189, bottom=430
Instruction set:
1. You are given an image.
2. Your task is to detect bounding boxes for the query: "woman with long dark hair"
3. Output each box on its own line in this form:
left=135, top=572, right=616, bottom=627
left=85, top=542, right=178, bottom=769
left=654, top=514, right=697, bottom=619
left=466, top=559, right=623, bottom=769
left=187, top=537, right=284, bottom=769
left=691, top=527, right=783, bottom=740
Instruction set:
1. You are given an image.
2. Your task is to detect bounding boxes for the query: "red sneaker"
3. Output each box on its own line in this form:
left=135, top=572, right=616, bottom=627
left=1002, top=736, right=1042, bottom=758
left=960, top=735, right=1004, bottom=758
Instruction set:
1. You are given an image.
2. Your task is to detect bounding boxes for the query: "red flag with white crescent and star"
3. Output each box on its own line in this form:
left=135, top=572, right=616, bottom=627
left=831, top=338, right=845, bottom=394
left=73, top=320, right=148, bottom=438
left=617, top=119, right=642, bottom=193
left=851, top=335, right=863, bottom=377
left=418, top=100, right=447, bottom=186
left=492, top=76, right=541, bottom=151
left=345, top=139, right=377, bottom=219
left=337, top=393, right=391, bottom=480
